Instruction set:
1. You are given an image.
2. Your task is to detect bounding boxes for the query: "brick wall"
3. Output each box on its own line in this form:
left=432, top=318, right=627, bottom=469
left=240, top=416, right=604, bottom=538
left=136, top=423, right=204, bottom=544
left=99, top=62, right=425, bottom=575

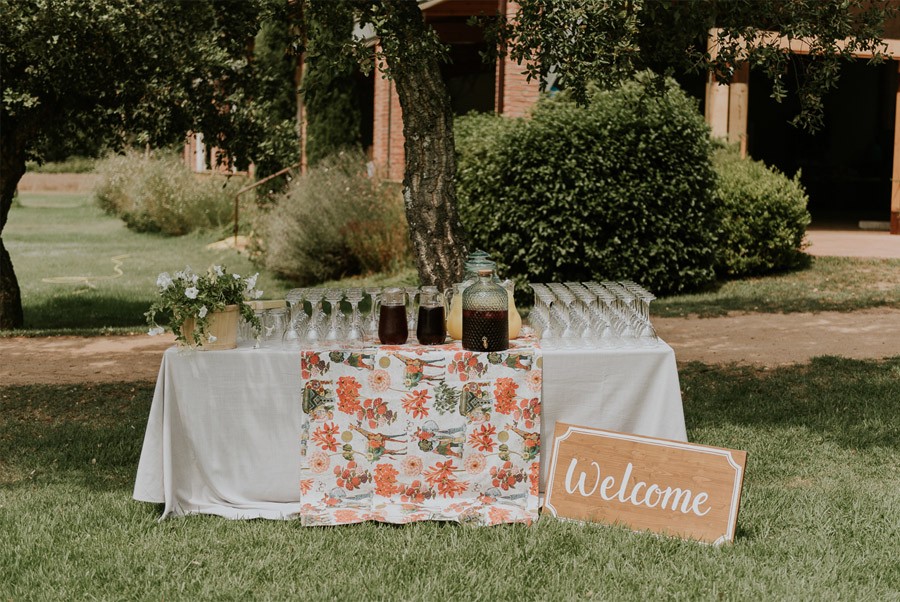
left=372, top=49, right=406, bottom=182
left=496, top=1, right=541, bottom=118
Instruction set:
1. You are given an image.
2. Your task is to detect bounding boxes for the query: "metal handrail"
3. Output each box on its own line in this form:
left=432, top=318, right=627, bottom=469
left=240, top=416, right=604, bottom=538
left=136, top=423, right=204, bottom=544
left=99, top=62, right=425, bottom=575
left=232, top=162, right=302, bottom=246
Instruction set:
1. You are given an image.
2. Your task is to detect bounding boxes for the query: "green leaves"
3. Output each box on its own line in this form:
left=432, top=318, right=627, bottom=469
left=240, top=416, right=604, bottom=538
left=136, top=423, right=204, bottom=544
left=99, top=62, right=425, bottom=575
left=456, top=73, right=719, bottom=297
left=713, top=145, right=812, bottom=277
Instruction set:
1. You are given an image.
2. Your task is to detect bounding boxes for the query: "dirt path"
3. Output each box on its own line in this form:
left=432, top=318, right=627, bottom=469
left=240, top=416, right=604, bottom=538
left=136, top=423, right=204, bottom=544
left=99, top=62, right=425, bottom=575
left=2, top=308, right=898, bottom=386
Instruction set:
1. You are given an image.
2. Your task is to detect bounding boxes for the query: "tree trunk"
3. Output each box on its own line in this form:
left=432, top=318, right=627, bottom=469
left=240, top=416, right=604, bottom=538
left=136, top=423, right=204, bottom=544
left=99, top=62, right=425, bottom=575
left=0, top=120, right=27, bottom=329
left=378, top=0, right=468, bottom=292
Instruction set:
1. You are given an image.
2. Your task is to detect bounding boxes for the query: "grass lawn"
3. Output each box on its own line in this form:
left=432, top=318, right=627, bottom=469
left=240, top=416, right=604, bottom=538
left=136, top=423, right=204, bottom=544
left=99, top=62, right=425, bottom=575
left=3, top=192, right=417, bottom=335
left=654, top=257, right=900, bottom=317
left=1, top=357, right=898, bottom=600
left=3, top=192, right=293, bottom=334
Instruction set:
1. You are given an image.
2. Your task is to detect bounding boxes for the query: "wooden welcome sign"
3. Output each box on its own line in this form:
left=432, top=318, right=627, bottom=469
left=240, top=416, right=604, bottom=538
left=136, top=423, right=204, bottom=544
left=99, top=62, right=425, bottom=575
left=544, top=423, right=747, bottom=545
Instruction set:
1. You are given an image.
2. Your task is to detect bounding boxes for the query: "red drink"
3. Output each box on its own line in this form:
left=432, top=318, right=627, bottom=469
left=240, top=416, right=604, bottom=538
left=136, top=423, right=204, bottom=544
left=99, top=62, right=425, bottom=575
left=417, top=305, right=446, bottom=345
left=378, top=304, right=408, bottom=345
left=462, top=309, right=508, bottom=352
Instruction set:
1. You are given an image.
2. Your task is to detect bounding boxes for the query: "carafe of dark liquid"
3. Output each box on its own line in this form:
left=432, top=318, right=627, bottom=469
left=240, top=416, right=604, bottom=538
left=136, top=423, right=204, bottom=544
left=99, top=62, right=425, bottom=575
left=416, top=286, right=446, bottom=345
left=378, top=288, right=408, bottom=345
left=462, top=269, right=509, bottom=352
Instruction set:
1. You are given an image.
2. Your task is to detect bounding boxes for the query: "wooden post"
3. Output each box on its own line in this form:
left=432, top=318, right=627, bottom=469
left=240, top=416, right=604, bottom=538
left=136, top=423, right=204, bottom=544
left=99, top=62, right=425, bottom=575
left=706, top=74, right=730, bottom=139
left=728, top=63, right=750, bottom=157
left=704, top=29, right=729, bottom=140
left=892, top=60, right=900, bottom=234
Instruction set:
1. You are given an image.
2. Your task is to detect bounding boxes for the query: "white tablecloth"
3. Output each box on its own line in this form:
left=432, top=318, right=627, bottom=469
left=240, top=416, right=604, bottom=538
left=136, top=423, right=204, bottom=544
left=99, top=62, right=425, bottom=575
left=133, top=343, right=686, bottom=520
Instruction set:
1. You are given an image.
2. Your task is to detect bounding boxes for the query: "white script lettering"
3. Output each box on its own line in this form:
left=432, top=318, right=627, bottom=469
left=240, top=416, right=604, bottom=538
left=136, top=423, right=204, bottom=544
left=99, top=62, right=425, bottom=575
left=563, top=458, right=711, bottom=517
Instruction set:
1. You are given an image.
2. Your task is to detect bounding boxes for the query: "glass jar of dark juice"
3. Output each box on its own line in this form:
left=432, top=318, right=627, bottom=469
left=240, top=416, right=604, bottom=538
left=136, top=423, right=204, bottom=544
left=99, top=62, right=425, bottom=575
left=462, top=269, right=509, bottom=352
left=378, top=288, right=408, bottom=345
left=416, top=286, right=446, bottom=345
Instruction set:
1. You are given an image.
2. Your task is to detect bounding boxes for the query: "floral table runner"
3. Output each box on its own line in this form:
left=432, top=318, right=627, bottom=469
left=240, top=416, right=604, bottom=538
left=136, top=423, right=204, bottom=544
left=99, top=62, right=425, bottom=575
left=298, top=339, right=542, bottom=526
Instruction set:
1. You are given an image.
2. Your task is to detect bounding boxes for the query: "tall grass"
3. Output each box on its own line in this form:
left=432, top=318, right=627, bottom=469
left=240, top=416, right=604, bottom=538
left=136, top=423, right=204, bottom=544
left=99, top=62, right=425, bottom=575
left=1, top=357, right=897, bottom=599
left=94, top=150, right=247, bottom=235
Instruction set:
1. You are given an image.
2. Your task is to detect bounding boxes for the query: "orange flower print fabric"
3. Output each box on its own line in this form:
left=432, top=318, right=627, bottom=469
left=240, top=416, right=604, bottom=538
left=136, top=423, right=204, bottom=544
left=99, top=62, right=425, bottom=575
left=298, top=338, right=541, bottom=527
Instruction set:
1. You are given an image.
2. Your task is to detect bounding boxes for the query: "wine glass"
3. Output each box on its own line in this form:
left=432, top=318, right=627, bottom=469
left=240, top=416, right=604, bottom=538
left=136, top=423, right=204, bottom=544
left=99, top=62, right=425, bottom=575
left=283, top=288, right=308, bottom=348
left=404, top=286, right=419, bottom=343
left=364, top=287, right=382, bottom=343
left=344, top=288, right=365, bottom=347
left=324, top=288, right=346, bottom=344
left=304, top=288, right=326, bottom=344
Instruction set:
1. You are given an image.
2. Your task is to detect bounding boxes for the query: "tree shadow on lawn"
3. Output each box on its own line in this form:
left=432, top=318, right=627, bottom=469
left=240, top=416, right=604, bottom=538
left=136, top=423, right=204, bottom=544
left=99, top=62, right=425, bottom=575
left=0, top=382, right=154, bottom=492
left=679, top=356, right=900, bottom=451
left=21, top=295, right=151, bottom=330
left=3, top=358, right=897, bottom=495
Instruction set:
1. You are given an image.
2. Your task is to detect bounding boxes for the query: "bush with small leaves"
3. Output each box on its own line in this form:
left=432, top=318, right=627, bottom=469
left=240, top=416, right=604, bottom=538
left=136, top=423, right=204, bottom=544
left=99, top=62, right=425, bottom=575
left=713, top=144, right=811, bottom=277
left=456, top=73, right=720, bottom=297
left=94, top=150, right=244, bottom=235
left=259, top=151, right=412, bottom=284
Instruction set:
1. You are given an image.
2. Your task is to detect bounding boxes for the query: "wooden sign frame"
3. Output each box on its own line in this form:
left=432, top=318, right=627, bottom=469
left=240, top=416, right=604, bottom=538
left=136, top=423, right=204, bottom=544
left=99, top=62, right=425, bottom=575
left=544, top=423, right=747, bottom=545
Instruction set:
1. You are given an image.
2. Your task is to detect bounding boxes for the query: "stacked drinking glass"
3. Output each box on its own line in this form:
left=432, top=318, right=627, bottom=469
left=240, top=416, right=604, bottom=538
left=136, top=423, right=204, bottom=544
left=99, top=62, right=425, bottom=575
left=528, top=281, right=659, bottom=349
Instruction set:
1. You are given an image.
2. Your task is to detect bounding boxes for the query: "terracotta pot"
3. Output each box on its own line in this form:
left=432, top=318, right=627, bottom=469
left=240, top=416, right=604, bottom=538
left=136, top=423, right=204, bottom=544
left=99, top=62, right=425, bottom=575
left=180, top=304, right=239, bottom=350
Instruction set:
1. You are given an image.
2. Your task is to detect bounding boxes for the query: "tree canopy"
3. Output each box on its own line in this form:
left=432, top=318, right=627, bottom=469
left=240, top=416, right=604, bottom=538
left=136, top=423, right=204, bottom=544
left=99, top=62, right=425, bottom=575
left=494, top=0, right=897, bottom=130
left=0, top=0, right=279, bottom=327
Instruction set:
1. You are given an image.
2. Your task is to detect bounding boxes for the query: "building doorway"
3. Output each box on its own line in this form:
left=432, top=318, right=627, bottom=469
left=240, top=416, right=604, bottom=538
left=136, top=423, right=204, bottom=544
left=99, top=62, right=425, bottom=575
left=747, top=58, right=895, bottom=227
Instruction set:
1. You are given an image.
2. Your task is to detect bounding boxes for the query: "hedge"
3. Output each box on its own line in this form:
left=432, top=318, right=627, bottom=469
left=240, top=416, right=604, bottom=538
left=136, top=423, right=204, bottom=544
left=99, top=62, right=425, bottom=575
left=456, top=72, right=720, bottom=297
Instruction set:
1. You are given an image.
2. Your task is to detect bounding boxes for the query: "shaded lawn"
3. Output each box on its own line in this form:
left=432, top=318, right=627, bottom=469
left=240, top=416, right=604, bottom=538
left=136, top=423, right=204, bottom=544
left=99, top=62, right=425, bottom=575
left=1, top=357, right=898, bottom=600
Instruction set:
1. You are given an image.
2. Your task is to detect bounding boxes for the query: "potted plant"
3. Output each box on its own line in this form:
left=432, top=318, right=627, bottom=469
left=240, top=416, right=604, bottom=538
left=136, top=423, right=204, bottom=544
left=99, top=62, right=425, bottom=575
left=146, top=265, right=263, bottom=349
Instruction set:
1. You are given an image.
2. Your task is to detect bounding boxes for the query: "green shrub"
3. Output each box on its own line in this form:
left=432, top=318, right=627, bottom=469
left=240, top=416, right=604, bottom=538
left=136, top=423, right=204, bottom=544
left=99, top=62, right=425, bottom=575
left=456, top=73, right=720, bottom=297
left=94, top=150, right=245, bottom=235
left=259, top=151, right=412, bottom=284
left=713, top=145, right=811, bottom=277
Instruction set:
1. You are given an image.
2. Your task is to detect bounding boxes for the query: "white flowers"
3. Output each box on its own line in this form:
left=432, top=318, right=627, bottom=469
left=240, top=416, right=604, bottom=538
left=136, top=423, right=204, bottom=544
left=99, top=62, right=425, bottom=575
left=147, top=326, right=165, bottom=336
left=207, top=334, right=217, bottom=343
left=146, top=264, right=263, bottom=346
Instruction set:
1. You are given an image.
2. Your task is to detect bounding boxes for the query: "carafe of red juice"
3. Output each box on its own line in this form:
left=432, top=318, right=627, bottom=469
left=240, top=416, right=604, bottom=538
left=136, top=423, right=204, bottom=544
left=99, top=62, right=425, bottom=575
left=446, top=252, right=498, bottom=340
left=462, top=269, right=509, bottom=352
left=378, top=288, right=408, bottom=345
left=416, top=286, right=446, bottom=345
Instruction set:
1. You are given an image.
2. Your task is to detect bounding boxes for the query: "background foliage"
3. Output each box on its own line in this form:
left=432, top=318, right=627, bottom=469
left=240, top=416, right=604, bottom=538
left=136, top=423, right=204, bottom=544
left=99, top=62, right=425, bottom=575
left=713, top=144, right=812, bottom=278
left=456, top=73, right=720, bottom=297
left=301, top=0, right=364, bottom=166
left=94, top=150, right=244, bottom=236
left=259, top=151, right=411, bottom=285
left=247, top=15, right=302, bottom=180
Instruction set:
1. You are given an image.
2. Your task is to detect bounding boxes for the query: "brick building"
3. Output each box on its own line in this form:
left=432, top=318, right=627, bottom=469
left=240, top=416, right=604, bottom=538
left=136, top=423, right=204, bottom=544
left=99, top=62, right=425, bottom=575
left=370, top=0, right=540, bottom=181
